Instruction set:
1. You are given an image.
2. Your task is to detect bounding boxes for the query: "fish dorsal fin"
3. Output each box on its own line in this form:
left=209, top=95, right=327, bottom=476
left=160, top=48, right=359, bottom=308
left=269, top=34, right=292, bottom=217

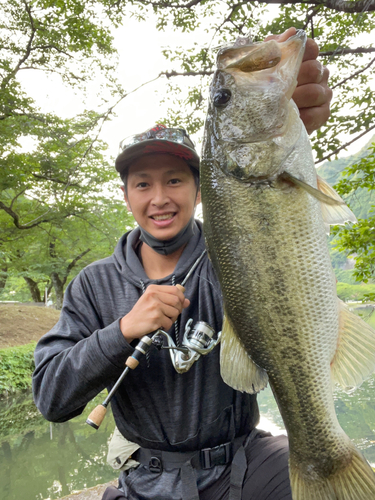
left=331, top=299, right=375, bottom=392
left=317, top=175, right=357, bottom=227
left=220, top=313, right=268, bottom=393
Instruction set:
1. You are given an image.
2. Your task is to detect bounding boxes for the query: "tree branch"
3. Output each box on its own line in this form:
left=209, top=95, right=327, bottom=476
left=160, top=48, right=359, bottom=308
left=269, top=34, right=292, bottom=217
left=162, top=69, right=213, bottom=78
left=64, top=248, right=91, bottom=282
left=315, top=125, right=375, bottom=164
left=302, top=6, right=320, bottom=31
left=115, top=0, right=204, bottom=8
left=59, top=74, right=162, bottom=199
left=320, top=47, right=375, bottom=57
left=31, top=45, right=74, bottom=59
left=9, top=189, right=27, bottom=210
left=1, top=0, right=36, bottom=90
left=129, top=0, right=375, bottom=13
left=0, top=201, right=78, bottom=229
left=333, top=57, right=375, bottom=89
left=32, top=173, right=81, bottom=187
left=262, top=0, right=375, bottom=13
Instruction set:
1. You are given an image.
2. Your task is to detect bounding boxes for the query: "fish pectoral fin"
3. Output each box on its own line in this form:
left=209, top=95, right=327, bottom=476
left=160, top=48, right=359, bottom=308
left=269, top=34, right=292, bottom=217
left=280, top=171, right=344, bottom=205
left=280, top=172, right=357, bottom=233
left=331, top=299, right=375, bottom=392
left=220, top=313, right=268, bottom=394
left=317, top=175, right=358, bottom=227
left=279, top=171, right=345, bottom=206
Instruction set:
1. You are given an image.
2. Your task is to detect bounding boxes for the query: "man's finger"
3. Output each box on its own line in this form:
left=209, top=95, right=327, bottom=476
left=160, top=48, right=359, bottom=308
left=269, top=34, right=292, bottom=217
left=297, top=61, right=328, bottom=86
left=265, top=29, right=319, bottom=62
left=299, top=101, right=331, bottom=135
left=303, top=37, right=319, bottom=62
left=293, top=83, right=332, bottom=110
left=264, top=27, right=296, bottom=43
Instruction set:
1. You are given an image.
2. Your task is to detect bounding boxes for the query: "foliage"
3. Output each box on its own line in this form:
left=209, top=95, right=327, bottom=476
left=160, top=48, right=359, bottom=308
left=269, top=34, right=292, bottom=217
left=336, top=282, right=375, bottom=302
left=332, top=143, right=375, bottom=289
left=333, top=268, right=358, bottom=285
left=0, top=276, right=34, bottom=302
left=0, top=0, right=135, bottom=305
left=1, top=0, right=375, bottom=304
left=0, top=343, right=36, bottom=396
left=120, top=0, right=375, bottom=163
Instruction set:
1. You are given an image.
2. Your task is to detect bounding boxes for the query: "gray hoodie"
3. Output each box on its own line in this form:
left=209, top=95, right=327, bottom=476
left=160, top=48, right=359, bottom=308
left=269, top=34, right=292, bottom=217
left=33, top=221, right=259, bottom=452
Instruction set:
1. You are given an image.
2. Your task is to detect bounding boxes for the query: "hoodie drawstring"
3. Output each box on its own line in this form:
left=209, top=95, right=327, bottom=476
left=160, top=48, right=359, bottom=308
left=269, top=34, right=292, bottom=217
left=171, top=274, right=180, bottom=347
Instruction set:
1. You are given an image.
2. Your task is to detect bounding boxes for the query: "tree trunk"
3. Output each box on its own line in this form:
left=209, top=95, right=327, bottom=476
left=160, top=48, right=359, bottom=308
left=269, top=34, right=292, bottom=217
left=23, top=276, right=42, bottom=302
left=0, top=265, right=7, bottom=293
left=51, top=272, right=64, bottom=310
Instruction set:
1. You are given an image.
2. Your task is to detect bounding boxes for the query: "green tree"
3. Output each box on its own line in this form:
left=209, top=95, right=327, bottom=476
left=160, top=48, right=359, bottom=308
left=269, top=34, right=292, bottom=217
left=333, top=144, right=375, bottom=298
left=0, top=0, right=134, bottom=305
left=119, top=0, right=375, bottom=162
left=2, top=0, right=375, bottom=304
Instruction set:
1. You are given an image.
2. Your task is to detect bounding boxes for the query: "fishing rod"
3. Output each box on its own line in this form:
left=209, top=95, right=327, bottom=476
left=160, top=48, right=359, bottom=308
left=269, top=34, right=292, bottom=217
left=86, top=249, right=221, bottom=430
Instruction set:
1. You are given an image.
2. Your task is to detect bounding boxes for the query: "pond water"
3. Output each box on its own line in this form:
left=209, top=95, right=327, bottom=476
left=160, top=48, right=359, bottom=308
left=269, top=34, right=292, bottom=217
left=1, top=304, right=375, bottom=499
left=0, top=392, right=118, bottom=500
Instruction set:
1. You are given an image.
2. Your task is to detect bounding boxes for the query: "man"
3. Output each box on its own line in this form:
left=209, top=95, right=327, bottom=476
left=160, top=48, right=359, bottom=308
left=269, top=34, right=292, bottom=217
left=33, top=29, right=332, bottom=500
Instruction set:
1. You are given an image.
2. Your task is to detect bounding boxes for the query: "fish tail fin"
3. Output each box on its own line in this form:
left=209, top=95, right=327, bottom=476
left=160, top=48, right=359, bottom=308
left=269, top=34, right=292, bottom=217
left=290, top=446, right=375, bottom=499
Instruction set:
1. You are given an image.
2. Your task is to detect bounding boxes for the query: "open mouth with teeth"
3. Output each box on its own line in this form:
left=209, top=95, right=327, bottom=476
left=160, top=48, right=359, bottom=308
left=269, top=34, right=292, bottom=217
left=151, top=213, right=176, bottom=221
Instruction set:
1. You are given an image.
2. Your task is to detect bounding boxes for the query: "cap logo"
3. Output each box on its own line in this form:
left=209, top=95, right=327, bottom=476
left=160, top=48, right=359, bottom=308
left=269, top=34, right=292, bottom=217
left=146, top=124, right=166, bottom=139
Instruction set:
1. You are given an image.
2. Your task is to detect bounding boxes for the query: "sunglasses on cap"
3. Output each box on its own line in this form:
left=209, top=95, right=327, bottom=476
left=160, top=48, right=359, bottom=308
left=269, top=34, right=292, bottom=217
left=115, top=124, right=200, bottom=175
left=119, top=125, right=196, bottom=152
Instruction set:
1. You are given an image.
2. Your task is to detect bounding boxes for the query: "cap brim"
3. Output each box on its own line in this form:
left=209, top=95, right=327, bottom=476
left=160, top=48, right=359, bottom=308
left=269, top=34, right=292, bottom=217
left=115, top=139, right=200, bottom=175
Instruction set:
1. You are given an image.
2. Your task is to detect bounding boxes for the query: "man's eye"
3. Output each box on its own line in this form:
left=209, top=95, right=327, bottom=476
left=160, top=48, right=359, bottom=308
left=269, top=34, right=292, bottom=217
left=136, top=182, right=148, bottom=188
left=169, top=178, right=181, bottom=185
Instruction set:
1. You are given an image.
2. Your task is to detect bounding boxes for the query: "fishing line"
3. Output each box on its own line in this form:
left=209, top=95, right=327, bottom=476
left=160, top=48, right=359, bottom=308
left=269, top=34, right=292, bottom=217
left=196, top=273, right=223, bottom=299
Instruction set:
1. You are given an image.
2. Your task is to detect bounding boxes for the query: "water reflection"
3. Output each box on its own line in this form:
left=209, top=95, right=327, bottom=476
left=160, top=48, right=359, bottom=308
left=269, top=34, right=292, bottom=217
left=0, top=392, right=117, bottom=500
left=258, top=374, right=375, bottom=467
left=1, top=379, right=375, bottom=500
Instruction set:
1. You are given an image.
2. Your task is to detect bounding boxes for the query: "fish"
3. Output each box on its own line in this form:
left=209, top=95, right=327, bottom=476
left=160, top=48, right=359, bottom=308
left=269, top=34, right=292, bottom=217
left=200, top=29, right=375, bottom=499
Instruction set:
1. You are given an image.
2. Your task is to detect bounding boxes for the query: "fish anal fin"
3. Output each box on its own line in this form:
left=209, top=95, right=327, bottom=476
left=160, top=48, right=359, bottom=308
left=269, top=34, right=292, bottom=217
left=331, top=299, right=375, bottom=392
left=220, top=313, right=268, bottom=393
left=317, top=175, right=357, bottom=227
left=290, top=446, right=375, bottom=499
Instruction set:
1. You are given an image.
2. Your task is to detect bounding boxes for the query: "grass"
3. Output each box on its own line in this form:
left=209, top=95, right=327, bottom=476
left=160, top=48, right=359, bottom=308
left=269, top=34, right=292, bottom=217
left=0, top=342, right=36, bottom=397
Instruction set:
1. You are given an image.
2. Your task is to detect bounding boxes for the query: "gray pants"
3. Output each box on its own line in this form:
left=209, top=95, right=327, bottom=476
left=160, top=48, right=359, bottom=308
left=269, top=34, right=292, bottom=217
left=102, top=431, right=291, bottom=500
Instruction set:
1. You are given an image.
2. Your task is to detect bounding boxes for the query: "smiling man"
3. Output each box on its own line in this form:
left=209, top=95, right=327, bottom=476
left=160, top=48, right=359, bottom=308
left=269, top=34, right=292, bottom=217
left=33, top=29, right=332, bottom=500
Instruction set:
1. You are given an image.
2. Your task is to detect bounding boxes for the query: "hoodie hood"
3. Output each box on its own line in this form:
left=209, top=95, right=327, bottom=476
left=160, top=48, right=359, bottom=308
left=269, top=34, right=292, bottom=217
left=112, top=220, right=206, bottom=289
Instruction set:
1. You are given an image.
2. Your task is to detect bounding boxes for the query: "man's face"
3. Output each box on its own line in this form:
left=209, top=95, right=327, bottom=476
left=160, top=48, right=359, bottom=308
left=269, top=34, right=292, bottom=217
left=123, top=154, right=200, bottom=241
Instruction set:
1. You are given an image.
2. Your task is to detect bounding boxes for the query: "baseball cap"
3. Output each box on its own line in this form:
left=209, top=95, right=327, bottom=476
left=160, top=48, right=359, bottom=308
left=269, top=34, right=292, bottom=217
left=115, top=124, right=200, bottom=176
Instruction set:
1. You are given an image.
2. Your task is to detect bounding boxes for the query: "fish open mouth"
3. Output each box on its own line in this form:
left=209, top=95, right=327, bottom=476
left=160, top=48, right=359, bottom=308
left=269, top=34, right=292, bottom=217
left=217, top=30, right=307, bottom=98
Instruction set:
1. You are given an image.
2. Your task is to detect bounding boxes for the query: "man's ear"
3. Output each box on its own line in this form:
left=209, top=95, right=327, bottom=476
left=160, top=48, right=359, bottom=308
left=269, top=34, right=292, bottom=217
left=121, top=186, right=132, bottom=212
left=195, top=190, right=201, bottom=206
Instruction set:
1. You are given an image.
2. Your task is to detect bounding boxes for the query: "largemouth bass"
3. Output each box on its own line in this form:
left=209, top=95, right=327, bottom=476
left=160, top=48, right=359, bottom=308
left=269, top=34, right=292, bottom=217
left=201, top=30, right=375, bottom=499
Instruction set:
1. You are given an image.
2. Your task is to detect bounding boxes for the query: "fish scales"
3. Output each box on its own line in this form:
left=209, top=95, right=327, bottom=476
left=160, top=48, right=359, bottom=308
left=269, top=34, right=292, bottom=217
left=201, top=30, right=375, bottom=499
left=202, top=138, right=344, bottom=468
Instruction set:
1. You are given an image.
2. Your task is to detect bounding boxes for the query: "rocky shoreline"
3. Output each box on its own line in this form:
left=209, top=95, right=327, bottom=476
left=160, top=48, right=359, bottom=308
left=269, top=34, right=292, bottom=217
left=59, top=480, right=118, bottom=500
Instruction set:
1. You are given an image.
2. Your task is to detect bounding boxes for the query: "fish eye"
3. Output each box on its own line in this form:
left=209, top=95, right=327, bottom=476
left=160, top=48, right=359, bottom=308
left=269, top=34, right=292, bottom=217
left=213, top=89, right=232, bottom=108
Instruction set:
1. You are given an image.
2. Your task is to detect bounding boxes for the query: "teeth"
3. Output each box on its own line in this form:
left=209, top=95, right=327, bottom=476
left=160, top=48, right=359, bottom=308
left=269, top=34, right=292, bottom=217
left=153, top=213, right=174, bottom=221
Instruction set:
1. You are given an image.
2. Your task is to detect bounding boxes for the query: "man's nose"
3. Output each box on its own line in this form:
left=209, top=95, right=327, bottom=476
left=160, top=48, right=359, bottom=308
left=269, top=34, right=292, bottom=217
left=151, top=185, right=170, bottom=206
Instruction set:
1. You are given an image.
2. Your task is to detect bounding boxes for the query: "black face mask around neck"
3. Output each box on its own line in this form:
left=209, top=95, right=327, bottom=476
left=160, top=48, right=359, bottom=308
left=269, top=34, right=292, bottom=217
left=139, top=217, right=196, bottom=256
